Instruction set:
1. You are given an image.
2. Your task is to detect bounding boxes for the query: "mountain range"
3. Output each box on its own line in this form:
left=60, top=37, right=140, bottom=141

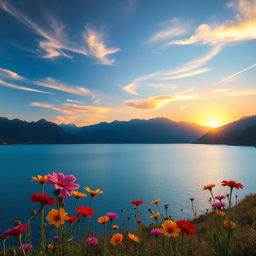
left=0, top=115, right=255, bottom=146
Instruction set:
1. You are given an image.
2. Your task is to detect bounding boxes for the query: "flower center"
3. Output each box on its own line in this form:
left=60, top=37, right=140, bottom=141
left=54, top=215, right=61, bottom=221
left=57, top=181, right=66, bottom=187
left=167, top=227, right=174, bottom=234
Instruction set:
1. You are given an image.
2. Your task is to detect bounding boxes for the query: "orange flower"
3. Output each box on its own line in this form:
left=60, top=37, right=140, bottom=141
left=216, top=210, right=225, bottom=216
left=150, top=199, right=160, bottom=205
left=46, top=208, right=69, bottom=228
left=85, top=187, right=104, bottom=197
left=97, top=216, right=110, bottom=224
left=223, top=220, right=236, bottom=229
left=150, top=212, right=161, bottom=220
left=161, top=220, right=180, bottom=237
left=203, top=184, right=215, bottom=191
left=128, top=233, right=139, bottom=243
left=32, top=175, right=48, bottom=184
left=110, top=233, right=123, bottom=245
left=73, top=191, right=86, bottom=199
left=112, top=225, right=119, bottom=230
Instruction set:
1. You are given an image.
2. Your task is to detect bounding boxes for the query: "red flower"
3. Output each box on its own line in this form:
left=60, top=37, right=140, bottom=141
left=221, top=180, right=244, bottom=190
left=4, top=224, right=28, bottom=237
left=76, top=206, right=95, bottom=218
left=176, top=220, right=196, bottom=236
left=203, top=184, right=215, bottom=191
left=31, top=193, right=56, bottom=206
left=66, top=215, right=78, bottom=223
left=131, top=200, right=144, bottom=206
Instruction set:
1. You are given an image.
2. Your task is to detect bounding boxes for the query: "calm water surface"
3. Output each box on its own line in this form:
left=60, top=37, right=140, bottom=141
left=0, top=144, right=255, bottom=235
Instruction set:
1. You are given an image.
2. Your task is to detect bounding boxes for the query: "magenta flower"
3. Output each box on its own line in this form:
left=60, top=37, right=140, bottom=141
left=53, top=236, right=60, bottom=241
left=18, top=244, right=32, bottom=251
left=136, top=219, right=142, bottom=224
left=150, top=228, right=163, bottom=236
left=106, top=212, right=118, bottom=220
left=86, top=237, right=99, bottom=246
left=212, top=202, right=225, bottom=209
left=46, top=172, right=80, bottom=198
left=4, top=224, right=28, bottom=237
left=215, top=195, right=226, bottom=201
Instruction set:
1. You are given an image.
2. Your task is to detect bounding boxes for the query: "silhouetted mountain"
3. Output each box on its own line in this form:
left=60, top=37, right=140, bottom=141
left=77, top=117, right=209, bottom=143
left=195, top=115, right=256, bottom=146
left=0, top=117, right=77, bottom=144
left=59, top=123, right=80, bottom=134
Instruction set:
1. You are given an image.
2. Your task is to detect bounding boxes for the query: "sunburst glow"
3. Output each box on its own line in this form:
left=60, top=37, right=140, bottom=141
left=206, top=120, right=221, bottom=128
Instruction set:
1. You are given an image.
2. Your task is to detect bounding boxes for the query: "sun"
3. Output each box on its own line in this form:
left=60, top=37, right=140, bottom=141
left=206, top=120, right=221, bottom=128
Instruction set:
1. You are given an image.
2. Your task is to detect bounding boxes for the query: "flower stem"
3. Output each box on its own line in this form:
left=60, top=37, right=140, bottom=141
left=3, top=239, right=6, bottom=256
left=18, top=235, right=27, bottom=256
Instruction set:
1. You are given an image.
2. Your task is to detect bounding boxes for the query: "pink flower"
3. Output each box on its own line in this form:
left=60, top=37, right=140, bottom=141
left=150, top=228, right=162, bottom=236
left=106, top=212, right=118, bottom=220
left=18, top=244, right=32, bottom=251
left=136, top=219, right=142, bottom=224
left=86, top=237, right=99, bottom=246
left=215, top=195, right=226, bottom=201
left=46, top=172, right=80, bottom=198
left=212, top=202, right=225, bottom=209
left=4, top=224, right=28, bottom=237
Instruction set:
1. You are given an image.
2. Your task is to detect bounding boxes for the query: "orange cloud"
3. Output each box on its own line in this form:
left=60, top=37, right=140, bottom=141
left=0, top=68, right=24, bottom=80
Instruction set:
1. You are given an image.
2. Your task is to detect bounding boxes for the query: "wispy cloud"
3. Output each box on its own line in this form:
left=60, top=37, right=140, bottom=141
left=216, top=63, right=256, bottom=84
left=149, top=18, right=190, bottom=43
left=0, top=68, right=24, bottom=80
left=83, top=26, right=120, bottom=65
left=217, top=87, right=256, bottom=96
left=0, top=79, right=50, bottom=94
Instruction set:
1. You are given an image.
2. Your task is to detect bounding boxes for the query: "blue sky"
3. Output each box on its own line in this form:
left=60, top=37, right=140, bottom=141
left=0, top=0, right=255, bottom=126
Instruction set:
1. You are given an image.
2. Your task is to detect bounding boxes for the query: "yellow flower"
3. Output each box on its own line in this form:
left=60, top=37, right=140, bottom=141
left=85, top=187, right=104, bottom=197
left=128, top=233, right=139, bottom=243
left=161, top=220, right=180, bottom=237
left=150, top=212, right=161, bottom=219
left=110, top=233, right=123, bottom=245
left=223, top=220, right=236, bottom=229
left=216, top=210, right=225, bottom=216
left=150, top=199, right=160, bottom=205
left=112, top=225, right=119, bottom=230
left=73, top=191, right=87, bottom=199
left=97, top=216, right=110, bottom=224
left=46, top=208, right=69, bottom=228
left=32, top=175, right=48, bottom=184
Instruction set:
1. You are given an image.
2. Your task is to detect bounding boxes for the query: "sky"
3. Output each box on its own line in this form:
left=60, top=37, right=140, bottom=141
left=0, top=0, right=255, bottom=127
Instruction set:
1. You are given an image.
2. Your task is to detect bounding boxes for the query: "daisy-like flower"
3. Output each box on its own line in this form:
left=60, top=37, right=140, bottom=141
left=32, top=175, right=48, bottom=184
left=216, top=210, right=225, bottom=216
left=97, top=216, right=110, bottom=224
left=86, top=237, right=99, bottom=246
left=161, top=220, right=180, bottom=237
left=73, top=191, right=86, bottom=199
left=110, top=233, right=123, bottom=245
left=46, top=208, right=69, bottom=228
left=112, top=225, right=119, bottom=230
left=150, top=228, right=162, bottom=236
left=203, top=184, right=215, bottom=191
left=150, top=199, right=160, bottom=205
left=66, top=215, right=78, bottom=223
left=128, top=233, right=139, bottom=243
left=76, top=206, right=95, bottom=218
left=215, top=195, right=226, bottom=201
left=85, top=187, right=104, bottom=197
left=31, top=193, right=55, bottom=206
left=221, top=180, right=244, bottom=190
left=150, top=212, right=161, bottom=220
left=4, top=224, right=28, bottom=237
left=176, top=220, right=196, bottom=236
left=212, top=202, right=225, bottom=209
left=131, top=200, right=144, bottom=206
left=223, top=220, right=236, bottom=229
left=46, top=172, right=80, bottom=198
left=106, top=212, right=118, bottom=220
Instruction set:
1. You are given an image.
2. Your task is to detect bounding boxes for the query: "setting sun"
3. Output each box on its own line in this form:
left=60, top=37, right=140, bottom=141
left=206, top=120, right=222, bottom=128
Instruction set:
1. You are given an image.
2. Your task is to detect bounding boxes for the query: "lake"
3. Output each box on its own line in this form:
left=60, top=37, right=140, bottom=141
left=0, top=144, right=255, bottom=236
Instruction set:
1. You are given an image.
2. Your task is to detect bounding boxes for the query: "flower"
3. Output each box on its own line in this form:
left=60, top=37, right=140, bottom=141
left=32, top=175, right=48, bottom=184
left=150, top=199, right=160, bottom=205
left=216, top=210, right=225, bottom=216
left=203, top=184, right=215, bottom=191
left=215, top=195, right=226, bottom=201
left=73, top=191, right=86, bottom=199
left=136, top=219, right=142, bottom=224
left=86, top=237, right=99, bottom=246
left=150, top=212, right=161, bottom=220
left=66, top=215, right=78, bottom=223
left=46, top=208, right=69, bottom=228
left=131, top=200, right=144, bottom=206
left=84, top=187, right=104, bottom=197
left=76, top=206, right=95, bottom=218
left=46, top=172, right=80, bottom=198
left=150, top=228, right=163, bottom=236
left=161, top=220, right=180, bottom=237
left=164, top=204, right=169, bottom=210
left=47, top=244, right=54, bottom=249
left=110, top=233, right=123, bottom=245
left=112, top=225, right=119, bottom=230
left=31, top=193, right=55, bottom=206
left=224, top=220, right=236, bottom=229
left=212, top=202, right=225, bottom=209
left=53, top=236, right=60, bottom=241
left=221, top=180, right=244, bottom=190
left=18, top=244, right=32, bottom=251
left=176, top=220, right=196, bottom=236
left=106, top=212, right=118, bottom=220
left=128, top=233, right=139, bottom=242
left=97, top=216, right=110, bottom=224
left=4, top=224, right=28, bottom=237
